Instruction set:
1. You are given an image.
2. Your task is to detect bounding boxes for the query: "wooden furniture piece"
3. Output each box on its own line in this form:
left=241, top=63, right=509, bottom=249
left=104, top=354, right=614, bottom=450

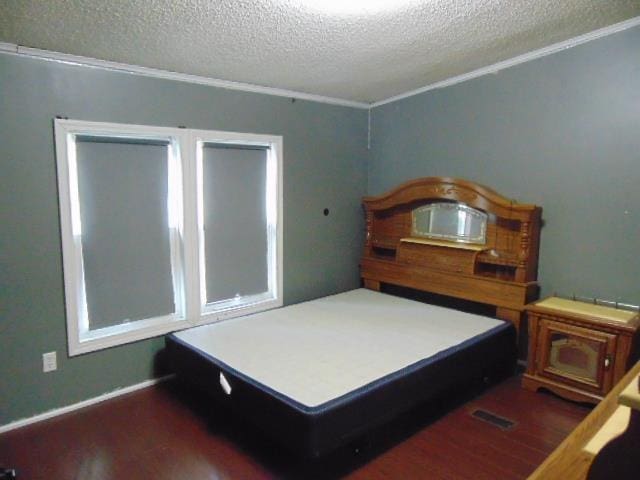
left=529, top=360, right=640, bottom=480
left=360, top=177, right=542, bottom=333
left=523, top=297, right=640, bottom=404
left=587, top=369, right=640, bottom=478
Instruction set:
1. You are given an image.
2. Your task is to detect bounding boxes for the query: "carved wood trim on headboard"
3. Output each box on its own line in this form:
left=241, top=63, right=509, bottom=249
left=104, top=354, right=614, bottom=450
left=360, top=177, right=542, bottom=333
left=363, top=177, right=534, bottom=219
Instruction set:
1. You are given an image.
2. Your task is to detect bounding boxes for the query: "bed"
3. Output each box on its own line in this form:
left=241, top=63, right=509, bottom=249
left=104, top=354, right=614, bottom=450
left=166, top=177, right=542, bottom=458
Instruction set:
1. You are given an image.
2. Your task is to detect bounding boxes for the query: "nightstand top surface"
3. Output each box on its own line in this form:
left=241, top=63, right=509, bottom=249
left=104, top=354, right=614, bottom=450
left=534, top=297, right=638, bottom=324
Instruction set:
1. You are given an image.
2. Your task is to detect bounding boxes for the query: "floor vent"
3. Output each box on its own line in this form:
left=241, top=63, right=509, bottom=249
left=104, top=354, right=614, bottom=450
left=470, top=409, right=516, bottom=430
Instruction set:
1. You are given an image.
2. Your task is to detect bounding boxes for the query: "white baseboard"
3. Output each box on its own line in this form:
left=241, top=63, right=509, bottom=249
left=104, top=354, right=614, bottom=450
left=0, top=374, right=174, bottom=434
left=0, top=359, right=529, bottom=434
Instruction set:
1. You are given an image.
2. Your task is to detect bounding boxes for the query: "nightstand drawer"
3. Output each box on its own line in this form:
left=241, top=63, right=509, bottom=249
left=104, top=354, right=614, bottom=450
left=536, top=318, right=616, bottom=395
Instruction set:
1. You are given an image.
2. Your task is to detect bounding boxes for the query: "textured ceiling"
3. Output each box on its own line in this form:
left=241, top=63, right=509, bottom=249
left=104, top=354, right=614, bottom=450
left=1, top=0, right=639, bottom=103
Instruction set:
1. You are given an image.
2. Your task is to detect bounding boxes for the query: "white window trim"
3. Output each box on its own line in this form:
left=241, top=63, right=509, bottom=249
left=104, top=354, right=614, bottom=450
left=193, top=130, right=283, bottom=325
left=55, top=119, right=283, bottom=356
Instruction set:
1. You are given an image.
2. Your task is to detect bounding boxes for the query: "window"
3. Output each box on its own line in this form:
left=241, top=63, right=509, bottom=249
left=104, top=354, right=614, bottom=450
left=55, top=120, right=282, bottom=355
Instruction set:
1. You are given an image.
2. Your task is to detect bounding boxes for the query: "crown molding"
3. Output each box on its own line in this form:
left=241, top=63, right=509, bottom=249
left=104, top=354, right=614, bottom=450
left=2, top=15, right=639, bottom=110
left=371, top=15, right=640, bottom=108
left=0, top=43, right=369, bottom=109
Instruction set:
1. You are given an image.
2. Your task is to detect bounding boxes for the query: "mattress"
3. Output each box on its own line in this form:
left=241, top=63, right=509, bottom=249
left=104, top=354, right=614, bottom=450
left=166, top=289, right=516, bottom=457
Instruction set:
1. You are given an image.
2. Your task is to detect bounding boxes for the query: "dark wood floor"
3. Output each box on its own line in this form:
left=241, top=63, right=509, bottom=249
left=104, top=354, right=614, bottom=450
left=0, top=375, right=590, bottom=479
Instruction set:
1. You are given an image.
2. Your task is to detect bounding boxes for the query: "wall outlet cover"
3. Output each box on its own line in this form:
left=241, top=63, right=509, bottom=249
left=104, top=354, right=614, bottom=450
left=43, top=351, right=57, bottom=373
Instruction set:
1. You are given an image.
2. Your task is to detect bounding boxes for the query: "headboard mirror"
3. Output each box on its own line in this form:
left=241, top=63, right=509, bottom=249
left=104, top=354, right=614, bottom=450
left=360, top=177, right=542, bottom=333
left=411, top=202, right=488, bottom=244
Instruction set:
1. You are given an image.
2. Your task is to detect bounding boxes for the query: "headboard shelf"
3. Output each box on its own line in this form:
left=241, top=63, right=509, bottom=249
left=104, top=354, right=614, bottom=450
left=476, top=251, right=519, bottom=266
left=400, top=237, right=487, bottom=251
left=361, top=177, right=542, bottom=332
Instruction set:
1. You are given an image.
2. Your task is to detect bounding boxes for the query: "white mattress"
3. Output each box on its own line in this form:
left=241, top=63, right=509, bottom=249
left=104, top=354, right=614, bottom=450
left=173, top=289, right=504, bottom=407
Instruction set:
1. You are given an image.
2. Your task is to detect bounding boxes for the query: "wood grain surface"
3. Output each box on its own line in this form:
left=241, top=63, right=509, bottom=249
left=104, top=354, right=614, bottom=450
left=0, top=375, right=588, bottom=479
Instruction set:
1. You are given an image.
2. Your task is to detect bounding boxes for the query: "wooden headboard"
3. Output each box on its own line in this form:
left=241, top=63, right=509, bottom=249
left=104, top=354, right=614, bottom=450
left=360, top=177, right=542, bottom=332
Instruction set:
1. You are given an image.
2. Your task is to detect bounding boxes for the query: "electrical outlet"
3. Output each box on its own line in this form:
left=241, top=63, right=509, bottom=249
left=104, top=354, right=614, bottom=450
left=43, top=351, right=57, bottom=373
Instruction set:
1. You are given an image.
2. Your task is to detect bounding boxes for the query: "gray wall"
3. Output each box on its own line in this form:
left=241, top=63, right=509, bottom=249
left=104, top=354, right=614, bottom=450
left=3, top=24, right=639, bottom=426
left=0, top=53, right=368, bottom=424
left=370, top=26, right=640, bottom=304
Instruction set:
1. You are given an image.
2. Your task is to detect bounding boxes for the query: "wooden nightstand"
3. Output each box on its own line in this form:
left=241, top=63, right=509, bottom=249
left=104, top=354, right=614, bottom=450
left=522, top=297, right=639, bottom=404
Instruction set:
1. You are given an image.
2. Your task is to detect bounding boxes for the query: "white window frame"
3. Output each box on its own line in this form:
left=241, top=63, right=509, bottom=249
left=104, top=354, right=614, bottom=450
left=55, top=119, right=283, bottom=356
left=193, top=130, right=283, bottom=324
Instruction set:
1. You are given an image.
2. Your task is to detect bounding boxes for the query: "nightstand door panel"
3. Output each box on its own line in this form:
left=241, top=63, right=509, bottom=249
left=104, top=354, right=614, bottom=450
left=536, top=319, right=616, bottom=394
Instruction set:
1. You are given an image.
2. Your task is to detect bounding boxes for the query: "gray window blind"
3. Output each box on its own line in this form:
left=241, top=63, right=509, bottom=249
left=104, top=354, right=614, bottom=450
left=76, top=137, right=175, bottom=330
left=202, top=144, right=268, bottom=303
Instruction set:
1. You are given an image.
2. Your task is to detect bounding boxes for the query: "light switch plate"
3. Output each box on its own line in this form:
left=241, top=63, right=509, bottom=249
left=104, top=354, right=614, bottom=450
left=43, top=351, right=57, bottom=372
